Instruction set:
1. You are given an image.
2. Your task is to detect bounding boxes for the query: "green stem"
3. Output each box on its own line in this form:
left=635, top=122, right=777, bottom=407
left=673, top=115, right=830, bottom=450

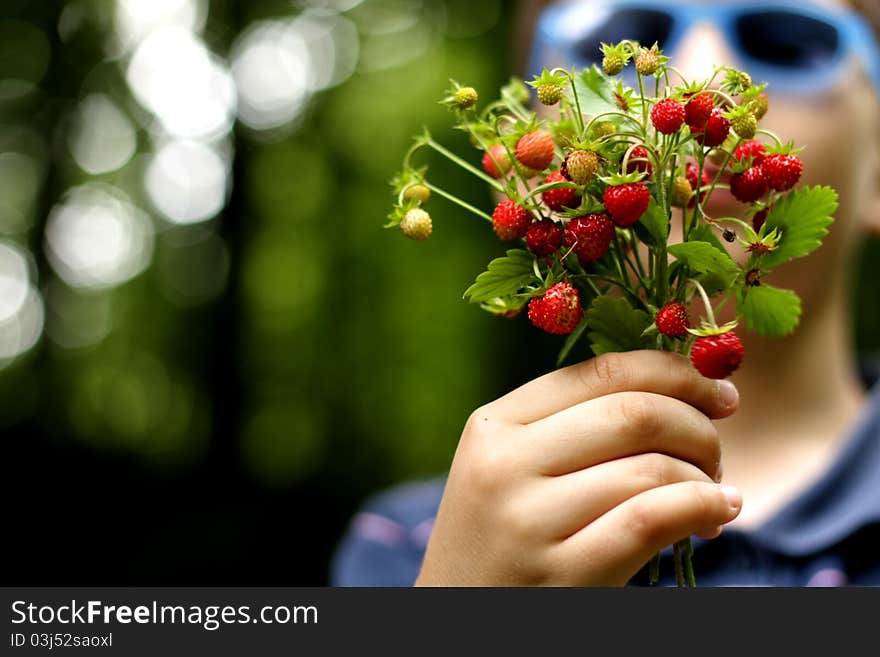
left=673, top=541, right=685, bottom=587
left=649, top=551, right=661, bottom=585
left=566, top=70, right=586, bottom=136
left=422, top=181, right=493, bottom=223
left=424, top=138, right=505, bottom=192
left=683, top=537, right=696, bottom=587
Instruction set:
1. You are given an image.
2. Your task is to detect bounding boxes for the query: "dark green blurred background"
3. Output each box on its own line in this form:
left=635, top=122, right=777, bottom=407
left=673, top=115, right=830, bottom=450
left=1, top=0, right=878, bottom=584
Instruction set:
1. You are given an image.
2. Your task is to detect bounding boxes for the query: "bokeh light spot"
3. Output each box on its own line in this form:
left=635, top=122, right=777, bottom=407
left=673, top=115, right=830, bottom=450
left=68, top=94, right=137, bottom=175
left=145, top=140, right=227, bottom=224
left=45, top=184, right=154, bottom=290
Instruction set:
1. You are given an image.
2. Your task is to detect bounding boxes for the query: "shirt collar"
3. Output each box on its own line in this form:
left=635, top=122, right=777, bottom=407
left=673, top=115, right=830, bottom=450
left=743, top=381, right=880, bottom=556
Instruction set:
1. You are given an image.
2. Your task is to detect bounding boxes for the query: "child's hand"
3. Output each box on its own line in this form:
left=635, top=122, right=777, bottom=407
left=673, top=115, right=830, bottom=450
left=415, top=350, right=742, bottom=586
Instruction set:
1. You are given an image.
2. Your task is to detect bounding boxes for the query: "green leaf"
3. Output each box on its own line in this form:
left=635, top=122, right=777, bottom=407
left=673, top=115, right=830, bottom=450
left=463, top=249, right=538, bottom=303
left=688, top=223, right=726, bottom=252
left=631, top=199, right=668, bottom=247
left=760, top=186, right=837, bottom=269
left=586, top=295, right=652, bottom=356
left=738, top=284, right=802, bottom=336
left=668, top=240, right=739, bottom=294
left=575, top=65, right=621, bottom=117
left=556, top=316, right=590, bottom=367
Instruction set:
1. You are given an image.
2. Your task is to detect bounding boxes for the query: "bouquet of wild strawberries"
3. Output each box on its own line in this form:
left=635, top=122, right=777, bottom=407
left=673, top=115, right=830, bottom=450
left=385, top=41, right=837, bottom=586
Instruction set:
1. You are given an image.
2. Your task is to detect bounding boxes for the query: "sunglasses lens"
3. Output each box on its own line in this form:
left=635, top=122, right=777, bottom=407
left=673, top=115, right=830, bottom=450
left=573, top=9, right=673, bottom=66
left=735, top=11, right=839, bottom=71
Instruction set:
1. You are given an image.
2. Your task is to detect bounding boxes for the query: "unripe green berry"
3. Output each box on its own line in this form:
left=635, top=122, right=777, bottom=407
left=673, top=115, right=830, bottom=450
left=403, top=184, right=430, bottom=204
left=602, top=55, right=624, bottom=76
left=635, top=50, right=659, bottom=75
left=732, top=112, right=758, bottom=139
left=670, top=176, right=693, bottom=207
left=537, top=83, right=563, bottom=106
left=453, top=87, right=478, bottom=109
left=752, top=93, right=769, bottom=120
left=400, top=208, right=432, bottom=241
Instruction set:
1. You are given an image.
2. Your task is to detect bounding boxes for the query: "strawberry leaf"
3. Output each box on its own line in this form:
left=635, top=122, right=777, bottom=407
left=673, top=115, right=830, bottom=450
left=738, top=284, right=802, bottom=336
left=631, top=199, right=669, bottom=247
left=760, top=186, right=837, bottom=269
left=668, top=240, right=739, bottom=294
left=586, top=295, right=652, bottom=356
left=463, top=249, right=538, bottom=303
left=687, top=223, right=726, bottom=252
left=575, top=66, right=623, bottom=118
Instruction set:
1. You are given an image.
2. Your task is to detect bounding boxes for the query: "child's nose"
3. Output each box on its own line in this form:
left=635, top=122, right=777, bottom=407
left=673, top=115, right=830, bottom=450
left=670, top=23, right=742, bottom=85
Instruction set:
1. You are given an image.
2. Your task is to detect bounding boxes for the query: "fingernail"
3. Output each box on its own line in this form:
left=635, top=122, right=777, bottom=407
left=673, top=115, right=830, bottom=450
left=717, top=380, right=739, bottom=409
left=719, top=484, right=742, bottom=511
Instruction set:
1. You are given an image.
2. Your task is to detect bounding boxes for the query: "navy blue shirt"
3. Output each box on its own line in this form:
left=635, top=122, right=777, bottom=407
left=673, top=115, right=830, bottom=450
left=331, top=382, right=880, bottom=587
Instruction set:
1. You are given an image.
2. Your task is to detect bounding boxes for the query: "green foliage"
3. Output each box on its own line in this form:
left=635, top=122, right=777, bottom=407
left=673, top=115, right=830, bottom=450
left=632, top=199, right=668, bottom=246
left=760, top=186, right=838, bottom=269
left=463, top=249, right=538, bottom=303
left=738, top=284, right=802, bottom=336
left=586, top=295, right=652, bottom=356
left=575, top=65, right=622, bottom=117
left=668, top=240, right=739, bottom=294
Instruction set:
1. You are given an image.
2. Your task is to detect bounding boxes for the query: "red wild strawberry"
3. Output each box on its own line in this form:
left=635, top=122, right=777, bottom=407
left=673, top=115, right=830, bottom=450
left=656, top=302, right=690, bottom=337
left=690, top=331, right=744, bottom=379
left=626, top=145, right=653, bottom=176
left=527, top=282, right=583, bottom=335
left=731, top=140, right=767, bottom=168
left=761, top=154, right=803, bottom=191
left=526, top=219, right=563, bottom=256
left=684, top=92, right=714, bottom=129
left=564, top=214, right=615, bottom=264
left=685, top=162, right=710, bottom=207
left=650, top=98, right=686, bottom=134
left=482, top=144, right=512, bottom=178
left=542, top=170, right=580, bottom=211
left=491, top=199, right=531, bottom=240
left=603, top=182, right=650, bottom=227
left=515, top=130, right=555, bottom=171
left=693, top=108, right=730, bottom=147
left=729, top=166, right=768, bottom=203
left=752, top=206, right=771, bottom=232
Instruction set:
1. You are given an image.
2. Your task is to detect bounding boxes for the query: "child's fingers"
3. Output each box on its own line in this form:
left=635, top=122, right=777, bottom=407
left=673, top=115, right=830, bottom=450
left=522, top=391, right=721, bottom=479
left=484, top=350, right=738, bottom=425
left=519, top=453, right=715, bottom=539
left=552, top=480, right=742, bottom=586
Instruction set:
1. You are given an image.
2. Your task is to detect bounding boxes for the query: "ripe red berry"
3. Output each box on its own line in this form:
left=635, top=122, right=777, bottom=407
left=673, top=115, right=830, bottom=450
left=603, top=182, right=650, bottom=227
left=527, top=282, right=583, bottom=335
left=482, top=144, right=512, bottom=178
left=761, top=154, right=803, bottom=191
left=515, top=130, right=555, bottom=171
left=564, top=213, right=615, bottom=264
left=542, top=170, right=580, bottom=211
left=752, top=206, right=771, bottom=232
left=526, top=219, right=564, bottom=256
left=656, top=302, right=690, bottom=337
left=650, top=98, right=686, bottom=134
left=491, top=199, right=531, bottom=240
left=685, top=162, right=710, bottom=207
left=684, top=92, right=714, bottom=129
left=690, top=331, right=744, bottom=379
left=626, top=145, right=653, bottom=176
left=693, top=107, right=731, bottom=147
left=732, top=140, right=767, bottom=168
left=729, top=166, right=768, bottom=203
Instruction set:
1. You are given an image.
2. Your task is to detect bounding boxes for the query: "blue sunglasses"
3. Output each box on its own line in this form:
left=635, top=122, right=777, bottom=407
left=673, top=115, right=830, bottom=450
left=529, top=0, right=880, bottom=96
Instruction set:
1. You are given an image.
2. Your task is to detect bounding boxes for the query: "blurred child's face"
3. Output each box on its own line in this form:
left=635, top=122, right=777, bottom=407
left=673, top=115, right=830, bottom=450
left=671, top=0, right=880, bottom=310
left=531, top=0, right=880, bottom=319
